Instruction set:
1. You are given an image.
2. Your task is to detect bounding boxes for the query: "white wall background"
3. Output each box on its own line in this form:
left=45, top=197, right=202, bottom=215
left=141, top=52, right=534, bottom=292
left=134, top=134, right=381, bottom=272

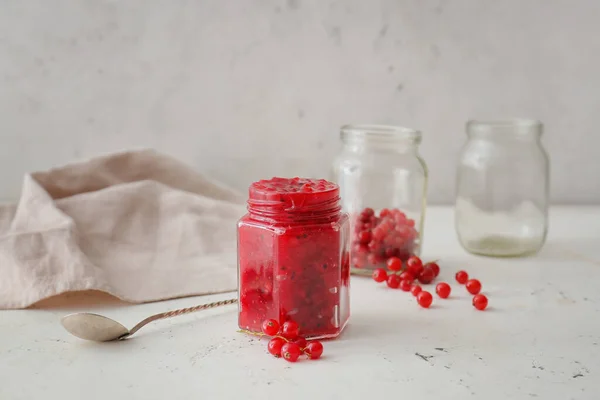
left=0, top=0, right=598, bottom=204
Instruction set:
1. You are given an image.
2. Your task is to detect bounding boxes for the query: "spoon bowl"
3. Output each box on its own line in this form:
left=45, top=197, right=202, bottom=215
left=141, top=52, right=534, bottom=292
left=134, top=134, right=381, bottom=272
left=62, top=313, right=130, bottom=342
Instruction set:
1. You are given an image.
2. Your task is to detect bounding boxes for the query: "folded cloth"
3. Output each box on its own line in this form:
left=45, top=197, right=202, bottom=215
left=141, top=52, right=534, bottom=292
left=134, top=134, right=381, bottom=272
left=0, top=149, right=246, bottom=309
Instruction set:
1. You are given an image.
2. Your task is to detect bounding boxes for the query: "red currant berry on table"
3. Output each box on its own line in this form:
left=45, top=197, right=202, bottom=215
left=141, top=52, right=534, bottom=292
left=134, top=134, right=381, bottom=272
left=305, top=341, right=324, bottom=360
left=418, top=267, right=435, bottom=284
left=386, top=256, right=403, bottom=272
left=268, top=337, right=285, bottom=357
left=281, top=342, right=301, bottom=362
left=435, top=282, right=451, bottom=298
left=372, top=268, right=388, bottom=283
left=472, top=294, right=488, bottom=310
left=399, top=279, right=412, bottom=292
left=261, top=319, right=280, bottom=336
left=399, top=271, right=414, bottom=282
left=426, top=262, right=440, bottom=277
left=455, top=270, right=469, bottom=284
left=406, top=258, right=424, bottom=277
left=293, top=337, right=307, bottom=349
left=386, top=274, right=402, bottom=289
left=417, top=291, right=433, bottom=308
left=466, top=279, right=482, bottom=295
left=281, top=321, right=300, bottom=339
left=411, top=284, right=422, bottom=296
left=406, top=256, right=423, bottom=271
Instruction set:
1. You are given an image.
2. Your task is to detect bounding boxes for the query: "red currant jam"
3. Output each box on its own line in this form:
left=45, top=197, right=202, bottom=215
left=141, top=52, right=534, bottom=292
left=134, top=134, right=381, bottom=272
left=237, top=177, right=350, bottom=339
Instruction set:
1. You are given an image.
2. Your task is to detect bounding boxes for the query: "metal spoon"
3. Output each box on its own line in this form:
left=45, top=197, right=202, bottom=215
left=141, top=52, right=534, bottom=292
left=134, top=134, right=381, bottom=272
left=61, top=298, right=237, bottom=342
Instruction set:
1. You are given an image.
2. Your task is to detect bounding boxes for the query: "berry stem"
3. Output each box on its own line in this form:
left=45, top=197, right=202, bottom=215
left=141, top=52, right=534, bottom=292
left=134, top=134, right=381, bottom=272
left=237, top=329, right=290, bottom=342
left=238, top=329, right=313, bottom=355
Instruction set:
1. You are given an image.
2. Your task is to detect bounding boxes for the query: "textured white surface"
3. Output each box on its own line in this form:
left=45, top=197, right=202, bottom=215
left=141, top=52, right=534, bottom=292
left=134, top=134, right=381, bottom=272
left=1, top=206, right=599, bottom=400
left=1, top=0, right=599, bottom=203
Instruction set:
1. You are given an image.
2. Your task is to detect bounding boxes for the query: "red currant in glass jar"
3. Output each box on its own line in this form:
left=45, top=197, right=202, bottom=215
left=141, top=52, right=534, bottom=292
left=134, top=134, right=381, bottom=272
left=332, top=125, right=427, bottom=274
left=237, top=178, right=350, bottom=340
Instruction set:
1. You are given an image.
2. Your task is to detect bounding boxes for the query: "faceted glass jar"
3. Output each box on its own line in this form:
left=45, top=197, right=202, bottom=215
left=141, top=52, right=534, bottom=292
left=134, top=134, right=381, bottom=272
left=455, top=119, right=550, bottom=257
left=331, top=125, right=428, bottom=273
left=237, top=177, right=350, bottom=340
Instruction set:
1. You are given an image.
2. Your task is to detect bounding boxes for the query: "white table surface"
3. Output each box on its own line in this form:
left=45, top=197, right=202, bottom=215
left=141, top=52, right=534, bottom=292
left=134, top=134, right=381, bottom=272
left=1, top=206, right=599, bottom=400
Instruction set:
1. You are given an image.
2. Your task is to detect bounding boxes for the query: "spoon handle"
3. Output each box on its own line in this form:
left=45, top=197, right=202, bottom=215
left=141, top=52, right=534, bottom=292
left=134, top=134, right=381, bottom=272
left=127, top=298, right=238, bottom=338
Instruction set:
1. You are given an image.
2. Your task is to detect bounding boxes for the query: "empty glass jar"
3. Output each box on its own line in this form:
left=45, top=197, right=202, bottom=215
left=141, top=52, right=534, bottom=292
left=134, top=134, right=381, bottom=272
left=332, top=125, right=428, bottom=273
left=455, top=119, right=550, bottom=257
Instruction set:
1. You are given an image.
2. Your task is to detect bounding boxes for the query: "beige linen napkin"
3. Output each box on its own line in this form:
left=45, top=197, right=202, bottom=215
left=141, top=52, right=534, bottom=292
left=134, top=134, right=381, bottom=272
left=0, top=149, right=246, bottom=309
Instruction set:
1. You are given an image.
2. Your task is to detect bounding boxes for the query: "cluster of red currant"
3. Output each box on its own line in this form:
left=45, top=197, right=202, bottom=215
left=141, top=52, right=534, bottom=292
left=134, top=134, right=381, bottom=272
left=352, top=207, right=419, bottom=269
left=252, top=319, right=324, bottom=363
left=371, top=256, right=489, bottom=310
left=455, top=270, right=488, bottom=310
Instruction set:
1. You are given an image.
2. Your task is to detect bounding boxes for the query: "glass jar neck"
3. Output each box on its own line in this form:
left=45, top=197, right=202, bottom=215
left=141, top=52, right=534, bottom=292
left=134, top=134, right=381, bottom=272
left=247, top=178, right=342, bottom=224
left=341, top=124, right=422, bottom=153
left=466, top=119, right=543, bottom=142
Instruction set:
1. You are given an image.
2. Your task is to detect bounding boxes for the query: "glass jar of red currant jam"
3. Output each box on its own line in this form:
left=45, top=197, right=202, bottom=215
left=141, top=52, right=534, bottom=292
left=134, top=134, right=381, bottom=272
left=237, top=177, right=350, bottom=339
left=332, top=125, right=428, bottom=273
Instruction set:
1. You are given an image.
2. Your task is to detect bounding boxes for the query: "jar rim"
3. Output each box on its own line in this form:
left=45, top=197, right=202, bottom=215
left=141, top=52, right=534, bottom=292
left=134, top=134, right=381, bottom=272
left=247, top=177, right=342, bottom=223
left=466, top=119, right=543, bottom=136
left=341, top=124, right=422, bottom=144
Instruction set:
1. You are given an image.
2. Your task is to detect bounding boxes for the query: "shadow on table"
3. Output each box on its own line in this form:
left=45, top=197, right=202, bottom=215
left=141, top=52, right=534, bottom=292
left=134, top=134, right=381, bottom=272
left=27, top=290, right=130, bottom=310
left=530, top=238, right=600, bottom=264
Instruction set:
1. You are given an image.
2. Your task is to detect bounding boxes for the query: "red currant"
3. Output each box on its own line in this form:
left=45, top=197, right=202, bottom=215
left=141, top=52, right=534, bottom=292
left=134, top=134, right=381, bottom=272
left=380, top=208, right=391, bottom=217
left=363, top=207, right=375, bottom=217
left=418, top=267, right=435, bottom=284
left=410, top=284, right=422, bottom=296
left=417, top=291, right=433, bottom=308
left=281, top=321, right=300, bottom=339
left=406, top=257, right=424, bottom=277
left=386, top=256, right=403, bottom=272
left=435, top=282, right=451, bottom=298
left=261, top=319, right=280, bottom=336
left=426, top=262, right=440, bottom=277
left=358, top=230, right=372, bottom=244
left=372, top=228, right=386, bottom=241
left=466, top=279, right=482, bottom=295
left=372, top=268, right=388, bottom=283
left=455, top=270, right=469, bottom=284
left=399, top=279, right=412, bottom=292
left=472, top=294, right=488, bottom=310
left=399, top=271, right=414, bottom=282
left=305, top=341, right=324, bottom=360
left=268, top=337, right=285, bottom=357
left=381, top=247, right=391, bottom=258
left=386, top=274, right=401, bottom=289
left=281, top=342, right=301, bottom=362
left=406, top=256, right=423, bottom=271
left=293, top=337, right=307, bottom=349
left=367, top=253, right=381, bottom=266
